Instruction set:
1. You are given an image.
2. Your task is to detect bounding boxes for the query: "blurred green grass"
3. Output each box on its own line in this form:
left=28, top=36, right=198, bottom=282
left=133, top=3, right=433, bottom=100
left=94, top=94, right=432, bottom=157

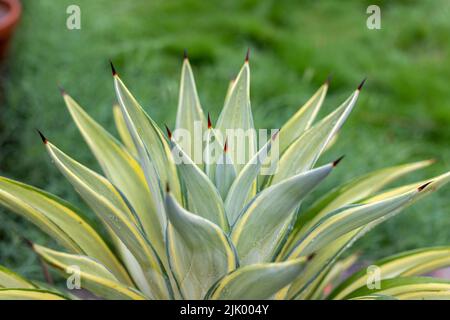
left=0, top=0, right=449, bottom=280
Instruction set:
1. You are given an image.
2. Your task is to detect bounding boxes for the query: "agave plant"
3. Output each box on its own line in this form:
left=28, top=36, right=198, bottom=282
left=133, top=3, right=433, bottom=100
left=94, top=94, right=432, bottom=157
left=0, top=52, right=449, bottom=300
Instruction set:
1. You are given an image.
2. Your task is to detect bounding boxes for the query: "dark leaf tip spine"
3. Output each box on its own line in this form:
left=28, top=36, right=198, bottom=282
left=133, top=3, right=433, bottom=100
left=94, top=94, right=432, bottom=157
left=357, top=78, right=367, bottom=91
left=418, top=181, right=433, bottom=192
left=207, top=112, right=212, bottom=129
left=307, top=253, right=316, bottom=261
left=166, top=183, right=170, bottom=193
left=58, top=85, right=66, bottom=96
left=110, top=60, right=117, bottom=76
left=333, top=155, right=345, bottom=167
left=245, top=48, right=250, bottom=62
left=183, top=48, right=188, bottom=60
left=23, top=237, right=34, bottom=249
left=36, top=129, right=48, bottom=144
left=165, top=124, right=172, bottom=139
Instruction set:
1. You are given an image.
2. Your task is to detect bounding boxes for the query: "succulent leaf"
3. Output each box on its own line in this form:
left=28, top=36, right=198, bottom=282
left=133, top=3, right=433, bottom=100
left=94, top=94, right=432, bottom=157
left=169, top=139, right=229, bottom=231
left=45, top=142, right=171, bottom=299
left=232, top=162, right=334, bottom=265
left=279, top=81, right=328, bottom=153
left=217, top=61, right=256, bottom=174
left=271, top=89, right=360, bottom=185
left=207, top=257, right=307, bottom=300
left=330, top=246, right=450, bottom=300
left=0, top=266, right=36, bottom=289
left=175, top=57, right=207, bottom=161
left=113, top=103, right=138, bottom=157
left=0, top=289, right=67, bottom=300
left=63, top=93, right=166, bottom=262
left=165, top=192, right=238, bottom=299
left=0, top=177, right=131, bottom=285
left=33, top=244, right=146, bottom=300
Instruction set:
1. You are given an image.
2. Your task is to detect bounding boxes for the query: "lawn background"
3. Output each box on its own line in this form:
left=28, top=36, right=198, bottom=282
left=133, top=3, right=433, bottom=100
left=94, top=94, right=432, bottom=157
left=0, top=0, right=449, bottom=280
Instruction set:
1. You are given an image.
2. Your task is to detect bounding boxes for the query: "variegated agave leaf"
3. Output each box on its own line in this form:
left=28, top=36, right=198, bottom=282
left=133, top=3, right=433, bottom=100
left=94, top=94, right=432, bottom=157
left=0, top=54, right=448, bottom=300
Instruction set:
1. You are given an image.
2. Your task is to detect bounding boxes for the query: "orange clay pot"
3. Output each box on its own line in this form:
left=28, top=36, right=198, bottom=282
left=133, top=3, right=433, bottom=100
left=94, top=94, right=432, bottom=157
left=0, top=0, right=21, bottom=58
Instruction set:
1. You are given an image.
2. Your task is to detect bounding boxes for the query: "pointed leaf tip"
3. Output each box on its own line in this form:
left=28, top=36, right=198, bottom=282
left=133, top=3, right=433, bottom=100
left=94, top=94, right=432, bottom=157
left=164, top=124, right=172, bottom=139
left=307, top=252, right=316, bottom=261
left=357, top=78, right=367, bottom=91
left=166, top=183, right=170, bottom=193
left=22, top=237, right=34, bottom=249
left=110, top=60, right=117, bottom=76
left=333, top=155, right=345, bottom=167
left=271, top=130, right=279, bottom=140
left=207, top=112, right=212, bottom=129
left=36, top=130, right=47, bottom=144
left=183, top=48, right=188, bottom=60
left=224, top=139, right=228, bottom=153
left=326, top=73, right=333, bottom=85
left=58, top=85, right=66, bottom=96
left=418, top=181, right=433, bottom=192
left=245, top=48, right=250, bottom=62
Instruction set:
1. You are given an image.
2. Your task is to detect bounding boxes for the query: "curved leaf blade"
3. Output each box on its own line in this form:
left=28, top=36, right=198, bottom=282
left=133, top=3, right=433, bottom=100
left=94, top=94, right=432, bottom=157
left=225, top=134, right=275, bottom=225
left=165, top=192, right=238, bottom=299
left=232, top=163, right=334, bottom=265
left=170, top=139, right=228, bottom=231
left=45, top=141, right=171, bottom=299
left=175, top=58, right=207, bottom=160
left=279, top=82, right=328, bottom=153
left=0, top=266, right=36, bottom=289
left=283, top=160, right=433, bottom=257
left=345, top=277, right=450, bottom=300
left=207, top=258, right=307, bottom=300
left=113, top=72, right=181, bottom=200
left=34, top=244, right=146, bottom=300
left=330, top=246, right=450, bottom=300
left=113, top=103, right=138, bottom=157
left=64, top=93, right=166, bottom=261
left=0, top=288, right=67, bottom=300
left=0, top=177, right=131, bottom=285
left=216, top=61, right=256, bottom=173
left=271, top=89, right=360, bottom=185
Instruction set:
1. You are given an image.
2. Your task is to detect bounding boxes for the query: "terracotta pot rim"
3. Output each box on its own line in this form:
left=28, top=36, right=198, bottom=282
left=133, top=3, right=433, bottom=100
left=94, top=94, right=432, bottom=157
left=0, top=0, right=21, bottom=31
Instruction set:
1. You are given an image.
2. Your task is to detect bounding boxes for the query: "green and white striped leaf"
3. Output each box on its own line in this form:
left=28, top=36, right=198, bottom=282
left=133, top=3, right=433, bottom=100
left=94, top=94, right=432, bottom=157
left=216, top=61, right=256, bottom=173
left=271, top=89, right=360, bottom=185
left=165, top=192, right=238, bottom=299
left=113, top=103, right=138, bottom=157
left=0, top=266, right=35, bottom=289
left=330, top=246, right=450, bottom=300
left=225, top=134, right=275, bottom=226
left=231, top=163, right=335, bottom=265
left=215, top=144, right=237, bottom=200
left=344, top=277, right=450, bottom=300
left=350, top=294, right=397, bottom=300
left=0, top=288, right=67, bottom=300
left=113, top=71, right=181, bottom=201
left=169, top=139, right=228, bottom=231
left=390, top=291, right=450, bottom=300
left=64, top=93, right=166, bottom=261
left=175, top=57, right=207, bottom=160
left=279, top=81, right=328, bottom=153
left=283, top=160, right=433, bottom=257
left=207, top=257, right=307, bottom=300
left=45, top=141, right=171, bottom=299
left=308, top=253, right=359, bottom=300
left=34, top=245, right=146, bottom=300
left=285, top=187, right=422, bottom=260
left=286, top=171, right=450, bottom=299
left=0, top=176, right=131, bottom=285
